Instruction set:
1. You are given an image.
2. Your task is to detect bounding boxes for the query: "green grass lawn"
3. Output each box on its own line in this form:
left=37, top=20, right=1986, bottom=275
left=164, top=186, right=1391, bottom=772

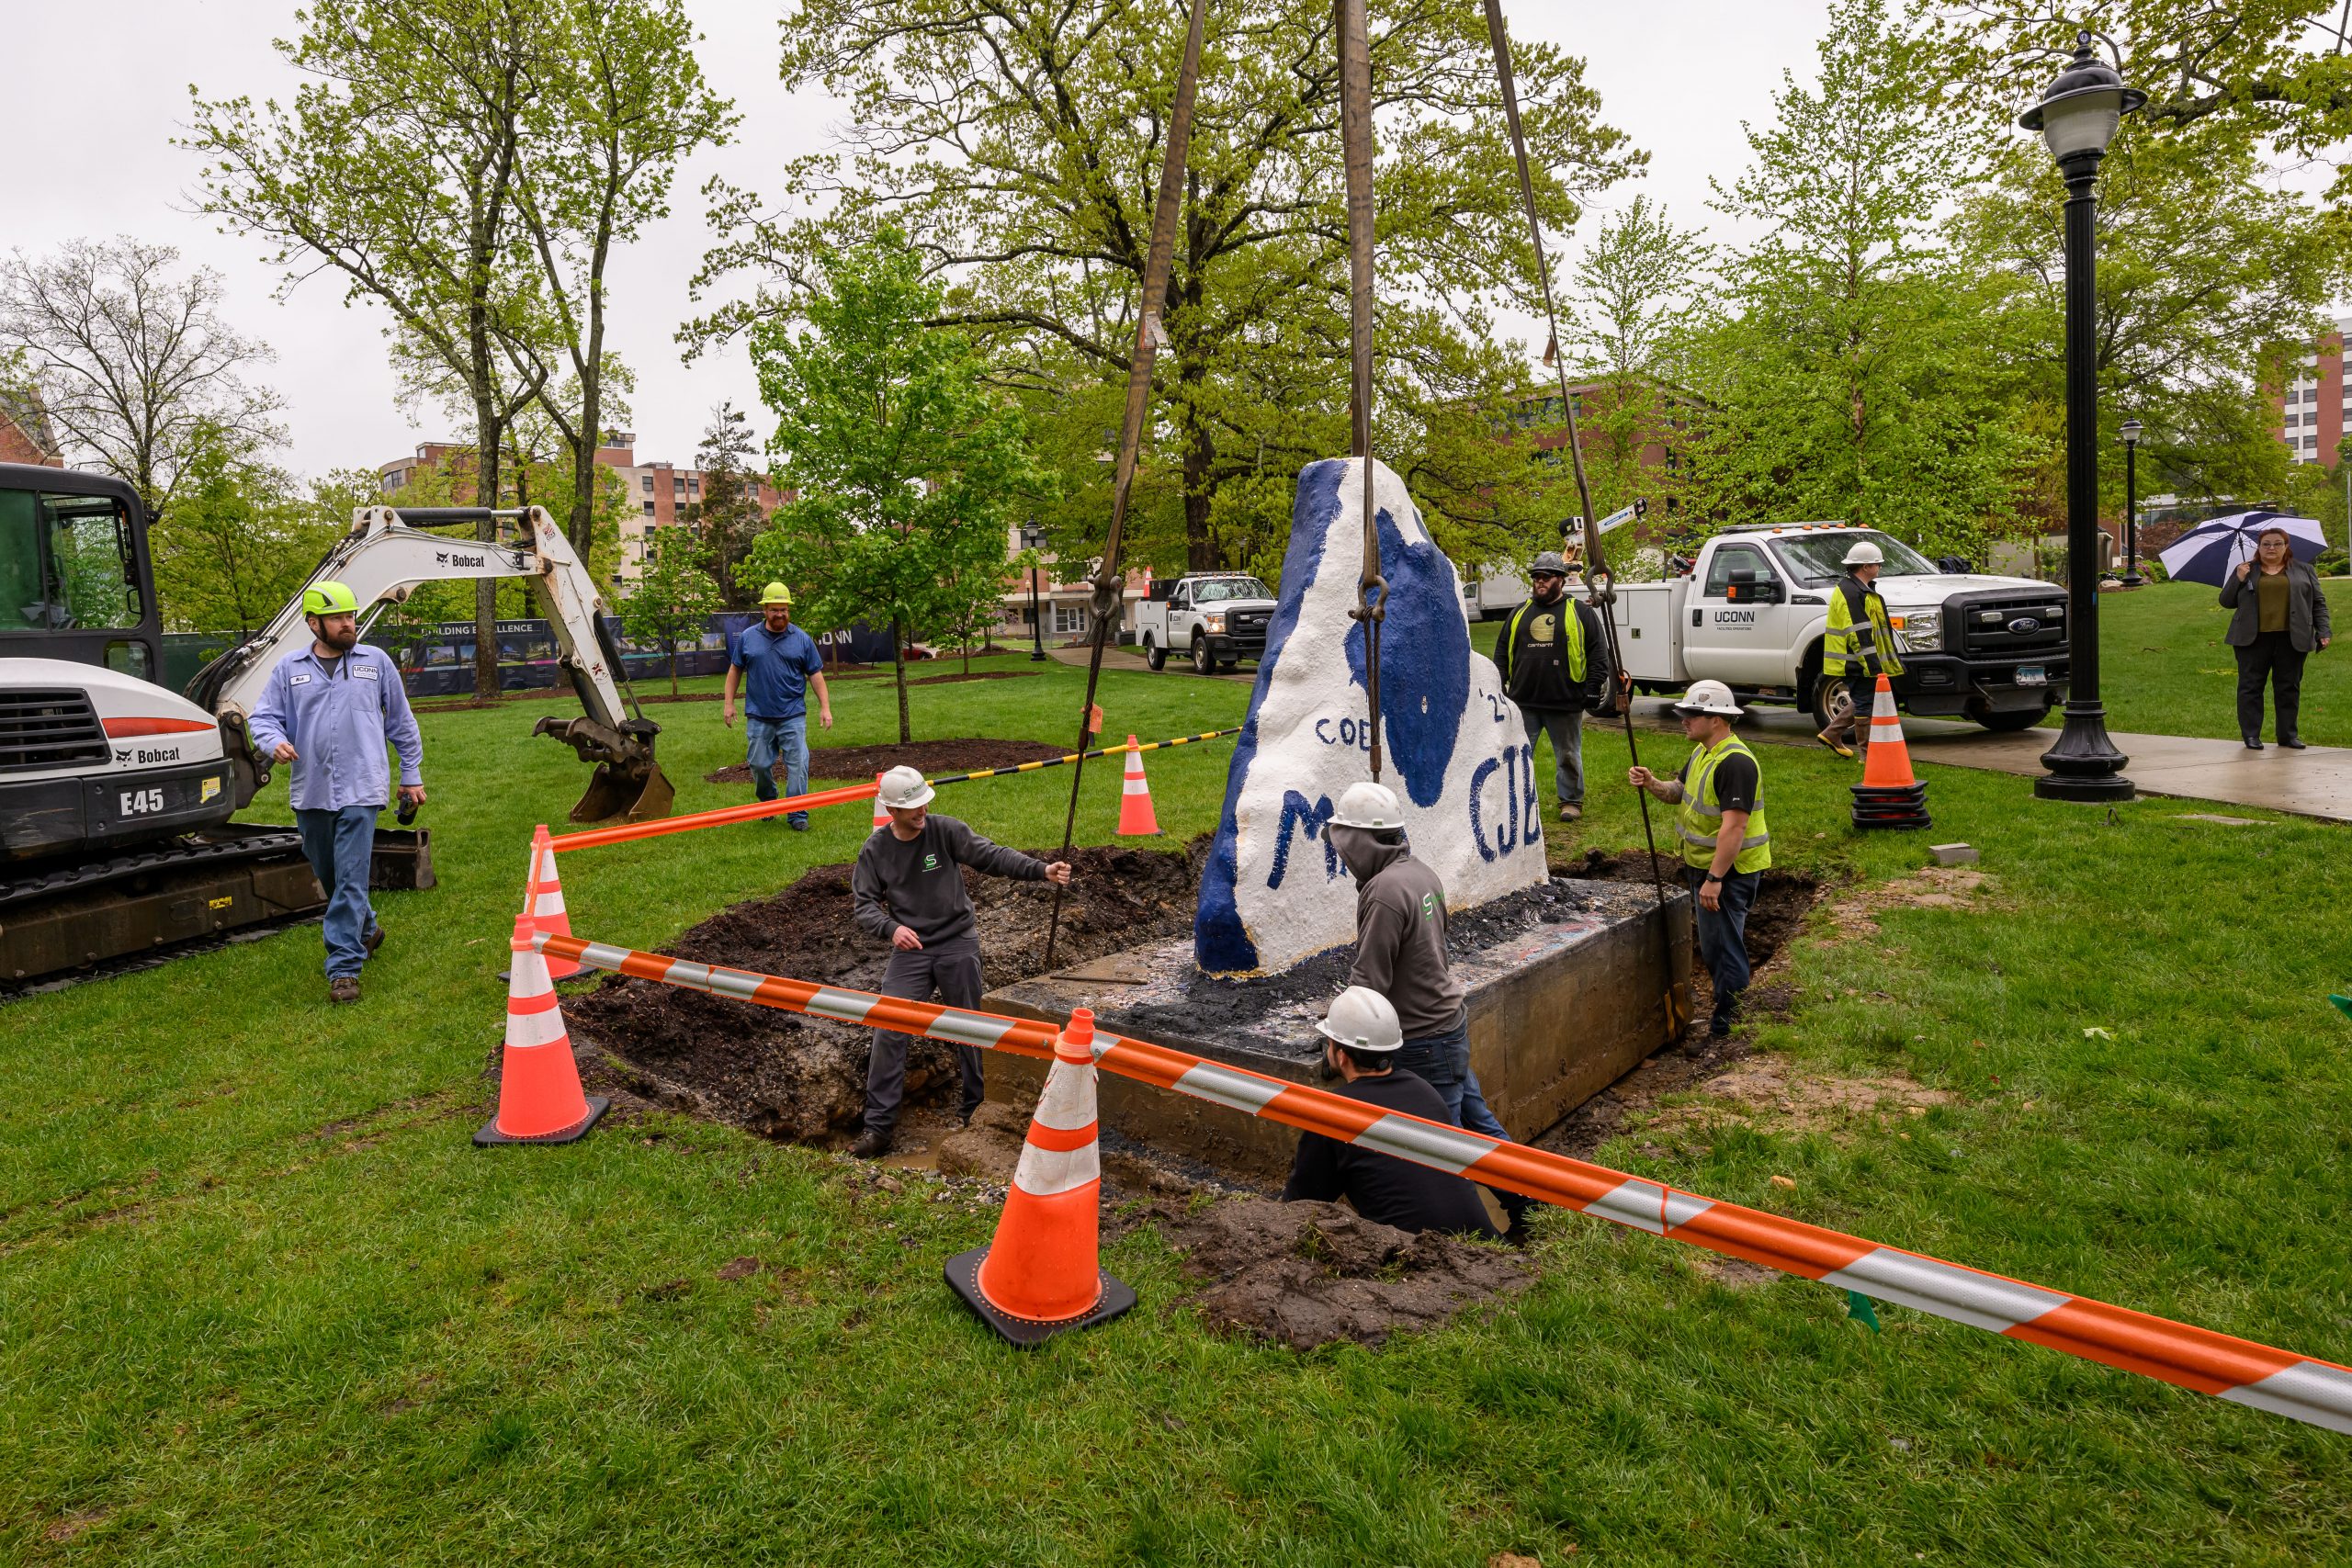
left=3, top=647, right=2348, bottom=1563
left=2063, top=579, right=2352, bottom=744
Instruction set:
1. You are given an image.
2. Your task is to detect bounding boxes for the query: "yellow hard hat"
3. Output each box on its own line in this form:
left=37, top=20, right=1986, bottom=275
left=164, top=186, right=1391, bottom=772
left=759, top=581, right=794, bottom=606
left=302, top=581, right=360, bottom=616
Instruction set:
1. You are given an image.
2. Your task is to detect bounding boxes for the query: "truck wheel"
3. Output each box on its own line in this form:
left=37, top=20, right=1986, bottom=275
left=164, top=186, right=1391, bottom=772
left=1811, top=673, right=1854, bottom=732
left=1191, top=636, right=1216, bottom=676
left=1144, top=637, right=1166, bottom=671
left=1967, top=699, right=2051, bottom=733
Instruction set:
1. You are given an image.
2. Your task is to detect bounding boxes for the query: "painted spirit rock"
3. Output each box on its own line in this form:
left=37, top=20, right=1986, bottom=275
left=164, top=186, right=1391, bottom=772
left=1195, top=457, right=1546, bottom=976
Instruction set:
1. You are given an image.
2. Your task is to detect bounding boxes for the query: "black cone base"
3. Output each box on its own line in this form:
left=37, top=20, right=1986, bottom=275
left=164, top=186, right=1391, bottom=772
left=473, top=1095, right=609, bottom=1147
left=945, top=1246, right=1136, bottom=1348
left=1852, top=781, right=1930, bottom=831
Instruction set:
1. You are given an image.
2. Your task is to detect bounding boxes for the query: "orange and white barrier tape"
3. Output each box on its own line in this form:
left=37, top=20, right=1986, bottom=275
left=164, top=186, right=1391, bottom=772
left=534, top=928, right=2352, bottom=1433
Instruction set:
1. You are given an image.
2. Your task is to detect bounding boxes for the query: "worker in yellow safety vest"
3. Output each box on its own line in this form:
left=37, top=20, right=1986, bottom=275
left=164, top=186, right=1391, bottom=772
left=1628, top=680, right=1771, bottom=1038
left=1816, top=539, right=1902, bottom=758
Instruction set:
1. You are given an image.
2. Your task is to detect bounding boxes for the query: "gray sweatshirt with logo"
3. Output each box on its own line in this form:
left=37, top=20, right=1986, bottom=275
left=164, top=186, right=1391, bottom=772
left=1335, top=829, right=1468, bottom=1039
left=852, top=815, right=1048, bottom=946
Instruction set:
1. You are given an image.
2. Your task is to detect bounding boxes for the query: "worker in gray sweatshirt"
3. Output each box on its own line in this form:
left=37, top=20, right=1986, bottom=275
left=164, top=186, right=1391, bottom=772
left=848, top=764, right=1071, bottom=1157
left=1325, top=780, right=1530, bottom=1240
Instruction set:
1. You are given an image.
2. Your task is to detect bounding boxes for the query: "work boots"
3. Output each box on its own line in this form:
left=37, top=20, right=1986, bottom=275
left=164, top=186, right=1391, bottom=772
left=848, top=1128, right=893, bottom=1159
left=329, top=976, right=361, bottom=1005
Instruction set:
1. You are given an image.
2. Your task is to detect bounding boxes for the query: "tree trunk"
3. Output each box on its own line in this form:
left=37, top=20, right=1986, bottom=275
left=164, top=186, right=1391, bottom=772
left=1180, top=365, right=1218, bottom=570
left=471, top=391, right=503, bottom=702
left=669, top=642, right=680, bottom=697
left=891, top=615, right=910, bottom=744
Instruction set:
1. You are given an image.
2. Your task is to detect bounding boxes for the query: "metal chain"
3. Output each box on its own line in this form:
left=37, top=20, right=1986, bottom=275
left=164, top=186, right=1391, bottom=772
left=1043, top=0, right=1212, bottom=969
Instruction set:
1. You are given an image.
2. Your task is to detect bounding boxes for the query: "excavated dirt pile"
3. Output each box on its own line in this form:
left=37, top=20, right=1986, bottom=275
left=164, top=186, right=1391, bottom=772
left=706, top=738, right=1067, bottom=785
left=1136, top=1197, right=1535, bottom=1349
left=564, top=840, right=1204, bottom=1143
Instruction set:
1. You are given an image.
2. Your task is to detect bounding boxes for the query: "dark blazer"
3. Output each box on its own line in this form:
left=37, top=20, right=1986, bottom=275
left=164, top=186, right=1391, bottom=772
left=2220, top=559, right=2333, bottom=653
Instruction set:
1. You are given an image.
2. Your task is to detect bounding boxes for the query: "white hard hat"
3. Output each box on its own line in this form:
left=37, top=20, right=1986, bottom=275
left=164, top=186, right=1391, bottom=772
left=1842, top=539, right=1884, bottom=567
left=876, top=765, right=934, bottom=810
left=1316, top=986, right=1404, bottom=1054
left=1328, top=780, right=1404, bottom=831
left=1673, top=679, right=1744, bottom=717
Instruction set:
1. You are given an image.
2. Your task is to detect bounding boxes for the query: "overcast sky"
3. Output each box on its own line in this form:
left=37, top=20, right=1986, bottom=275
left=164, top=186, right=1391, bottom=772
left=16, top=0, right=1839, bottom=480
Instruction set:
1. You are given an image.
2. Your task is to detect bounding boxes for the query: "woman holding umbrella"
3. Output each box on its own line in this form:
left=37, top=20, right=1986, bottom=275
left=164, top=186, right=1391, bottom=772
left=2220, top=526, right=2331, bottom=749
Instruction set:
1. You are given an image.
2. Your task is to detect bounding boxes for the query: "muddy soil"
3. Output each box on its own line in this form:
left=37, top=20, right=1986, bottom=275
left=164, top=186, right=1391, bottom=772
left=1135, top=1197, right=1533, bottom=1349
left=705, top=737, right=1068, bottom=785
left=564, top=840, right=1206, bottom=1145
left=1109, top=876, right=1663, bottom=1055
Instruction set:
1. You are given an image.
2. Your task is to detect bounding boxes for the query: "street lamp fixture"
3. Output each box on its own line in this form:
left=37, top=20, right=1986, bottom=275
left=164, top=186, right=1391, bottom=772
left=1021, top=525, right=1049, bottom=661
left=2118, top=417, right=2143, bottom=588
left=2021, top=33, right=2141, bottom=804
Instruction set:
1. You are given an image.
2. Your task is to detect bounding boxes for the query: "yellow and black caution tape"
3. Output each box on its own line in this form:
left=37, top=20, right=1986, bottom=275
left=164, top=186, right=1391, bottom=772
left=929, top=728, right=1240, bottom=789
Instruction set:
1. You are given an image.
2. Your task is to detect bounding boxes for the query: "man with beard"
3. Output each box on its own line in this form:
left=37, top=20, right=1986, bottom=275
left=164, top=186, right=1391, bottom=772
left=246, top=580, right=425, bottom=1003
left=1323, top=780, right=1531, bottom=1242
left=1493, top=549, right=1615, bottom=823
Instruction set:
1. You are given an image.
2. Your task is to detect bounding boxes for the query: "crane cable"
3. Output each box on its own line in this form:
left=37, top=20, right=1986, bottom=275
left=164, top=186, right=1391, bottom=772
left=1337, top=0, right=1387, bottom=784
left=1480, top=0, right=1681, bottom=1027
left=1042, top=0, right=1213, bottom=970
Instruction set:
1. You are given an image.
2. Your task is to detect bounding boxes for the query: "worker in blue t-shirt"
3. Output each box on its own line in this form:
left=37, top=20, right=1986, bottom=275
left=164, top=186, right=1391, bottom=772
left=722, top=581, right=832, bottom=828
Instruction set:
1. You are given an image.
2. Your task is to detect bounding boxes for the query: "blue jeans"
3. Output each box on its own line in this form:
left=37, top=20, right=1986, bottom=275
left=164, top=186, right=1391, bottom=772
left=1522, top=706, right=1587, bottom=809
left=746, top=714, right=810, bottom=823
left=295, top=805, right=380, bottom=979
left=1397, top=1013, right=1527, bottom=1224
left=1688, top=864, right=1760, bottom=1022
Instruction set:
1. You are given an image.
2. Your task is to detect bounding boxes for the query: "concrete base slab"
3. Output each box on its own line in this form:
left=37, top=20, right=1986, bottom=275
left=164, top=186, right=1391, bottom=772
left=983, top=877, right=1690, bottom=1182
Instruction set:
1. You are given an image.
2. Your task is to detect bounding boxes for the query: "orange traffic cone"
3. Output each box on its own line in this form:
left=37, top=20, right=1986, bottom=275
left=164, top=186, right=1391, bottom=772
left=475, top=915, right=608, bottom=1145
left=1114, top=735, right=1162, bottom=836
left=1850, top=676, right=1930, bottom=830
left=945, top=1008, right=1136, bottom=1347
left=872, top=773, right=890, bottom=831
left=523, top=824, right=581, bottom=979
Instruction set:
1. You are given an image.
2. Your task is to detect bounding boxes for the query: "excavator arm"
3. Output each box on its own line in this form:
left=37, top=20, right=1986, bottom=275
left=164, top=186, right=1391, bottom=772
left=187, top=505, right=673, bottom=823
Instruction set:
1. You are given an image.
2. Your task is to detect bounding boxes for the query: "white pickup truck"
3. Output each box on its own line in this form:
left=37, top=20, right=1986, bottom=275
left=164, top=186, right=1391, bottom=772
left=1136, top=573, right=1281, bottom=674
left=1614, top=524, right=2069, bottom=732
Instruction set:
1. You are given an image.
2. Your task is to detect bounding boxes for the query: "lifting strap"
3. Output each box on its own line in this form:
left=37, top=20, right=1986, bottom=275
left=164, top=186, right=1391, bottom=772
left=1481, top=0, right=1677, bottom=1014
left=1043, top=0, right=1213, bottom=968
left=1337, top=0, right=1387, bottom=784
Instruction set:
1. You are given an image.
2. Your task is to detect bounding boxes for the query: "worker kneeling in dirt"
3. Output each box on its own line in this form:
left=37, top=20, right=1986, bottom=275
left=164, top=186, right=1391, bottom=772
left=1283, top=987, right=1502, bottom=1239
left=848, top=765, right=1071, bottom=1158
left=1628, top=680, right=1771, bottom=1039
left=1327, top=779, right=1530, bottom=1240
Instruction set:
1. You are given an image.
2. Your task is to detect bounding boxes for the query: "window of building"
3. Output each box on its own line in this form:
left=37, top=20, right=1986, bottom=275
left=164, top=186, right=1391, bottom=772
left=642, top=501, right=656, bottom=516
left=640, top=474, right=654, bottom=494
left=1051, top=602, right=1090, bottom=636
left=2287, top=412, right=2302, bottom=427
left=687, top=476, right=700, bottom=495
left=2305, top=434, right=2319, bottom=448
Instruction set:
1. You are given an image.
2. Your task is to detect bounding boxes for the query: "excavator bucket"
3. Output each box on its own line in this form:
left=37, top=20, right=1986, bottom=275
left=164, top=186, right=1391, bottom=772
left=571, top=758, right=674, bottom=824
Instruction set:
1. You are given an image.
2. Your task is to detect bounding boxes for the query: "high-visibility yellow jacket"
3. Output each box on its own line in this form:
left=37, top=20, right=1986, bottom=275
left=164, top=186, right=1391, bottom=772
left=1676, top=735, right=1772, bottom=874
left=1823, top=574, right=1902, bottom=680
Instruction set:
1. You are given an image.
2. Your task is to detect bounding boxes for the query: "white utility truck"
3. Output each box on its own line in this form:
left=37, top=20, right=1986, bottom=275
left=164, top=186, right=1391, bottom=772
left=1613, top=524, right=2069, bottom=732
left=1136, top=573, right=1280, bottom=674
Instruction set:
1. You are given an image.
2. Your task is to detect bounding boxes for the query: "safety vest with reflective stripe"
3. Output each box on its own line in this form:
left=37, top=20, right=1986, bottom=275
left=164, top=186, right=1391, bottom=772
left=1677, top=735, right=1772, bottom=874
left=1502, top=592, right=1586, bottom=685
left=1823, top=575, right=1902, bottom=679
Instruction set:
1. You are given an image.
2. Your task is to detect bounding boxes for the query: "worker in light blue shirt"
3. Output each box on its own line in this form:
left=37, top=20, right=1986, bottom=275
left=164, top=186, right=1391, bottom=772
left=245, top=581, right=425, bottom=1003
left=721, top=581, right=831, bottom=828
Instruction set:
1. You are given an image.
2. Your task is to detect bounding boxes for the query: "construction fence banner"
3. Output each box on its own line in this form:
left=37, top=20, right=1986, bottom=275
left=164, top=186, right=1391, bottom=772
left=527, top=928, right=2352, bottom=1437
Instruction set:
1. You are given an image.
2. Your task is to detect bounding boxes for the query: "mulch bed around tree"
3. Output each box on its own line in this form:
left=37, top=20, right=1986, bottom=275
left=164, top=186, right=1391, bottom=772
left=705, top=738, right=1069, bottom=784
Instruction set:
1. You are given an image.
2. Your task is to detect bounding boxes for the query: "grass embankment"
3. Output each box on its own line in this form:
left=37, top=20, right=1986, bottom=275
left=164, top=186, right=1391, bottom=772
left=2, top=649, right=2347, bottom=1563
left=2070, top=579, right=2352, bottom=744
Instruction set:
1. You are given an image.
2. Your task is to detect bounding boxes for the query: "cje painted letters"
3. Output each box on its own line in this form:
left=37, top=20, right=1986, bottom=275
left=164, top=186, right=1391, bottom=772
left=1196, top=457, right=1545, bottom=975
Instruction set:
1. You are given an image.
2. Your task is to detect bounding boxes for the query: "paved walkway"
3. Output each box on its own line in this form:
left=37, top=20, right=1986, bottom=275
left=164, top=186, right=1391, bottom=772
left=1626, top=701, right=2352, bottom=823
left=1047, top=645, right=1255, bottom=683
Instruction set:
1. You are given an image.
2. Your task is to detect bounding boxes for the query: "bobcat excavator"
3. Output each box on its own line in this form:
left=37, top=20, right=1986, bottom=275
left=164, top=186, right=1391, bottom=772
left=0, top=460, right=672, bottom=987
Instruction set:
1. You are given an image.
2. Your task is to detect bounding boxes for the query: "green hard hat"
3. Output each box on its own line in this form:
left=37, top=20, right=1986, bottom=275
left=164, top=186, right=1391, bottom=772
left=302, top=581, right=360, bottom=616
left=759, top=581, right=794, bottom=606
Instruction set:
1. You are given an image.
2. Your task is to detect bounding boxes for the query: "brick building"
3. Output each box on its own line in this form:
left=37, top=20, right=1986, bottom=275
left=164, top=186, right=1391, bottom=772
left=377, top=433, right=785, bottom=580
left=2271, top=313, right=2352, bottom=467
left=0, top=389, right=63, bottom=467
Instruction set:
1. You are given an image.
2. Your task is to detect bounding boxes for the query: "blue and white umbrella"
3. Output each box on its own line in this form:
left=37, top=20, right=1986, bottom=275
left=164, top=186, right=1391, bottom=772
left=2155, top=511, right=2328, bottom=588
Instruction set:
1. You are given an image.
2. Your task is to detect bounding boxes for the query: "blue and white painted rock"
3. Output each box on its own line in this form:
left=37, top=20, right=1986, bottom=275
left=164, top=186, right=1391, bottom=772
left=1195, top=457, right=1546, bottom=976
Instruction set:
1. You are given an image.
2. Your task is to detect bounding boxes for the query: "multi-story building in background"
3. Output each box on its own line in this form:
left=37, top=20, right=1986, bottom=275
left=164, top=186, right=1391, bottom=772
left=2273, top=313, right=2352, bottom=466
left=0, top=389, right=62, bottom=467
left=377, top=433, right=785, bottom=580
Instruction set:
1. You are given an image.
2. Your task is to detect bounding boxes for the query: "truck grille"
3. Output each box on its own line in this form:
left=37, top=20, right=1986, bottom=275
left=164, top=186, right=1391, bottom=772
left=0, top=689, right=110, bottom=773
left=1957, top=597, right=2066, bottom=658
left=1227, top=609, right=1270, bottom=638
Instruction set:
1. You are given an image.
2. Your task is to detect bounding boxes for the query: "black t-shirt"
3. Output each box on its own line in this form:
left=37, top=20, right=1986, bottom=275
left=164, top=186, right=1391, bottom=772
left=1282, top=1068, right=1503, bottom=1238
left=1680, top=750, right=1759, bottom=815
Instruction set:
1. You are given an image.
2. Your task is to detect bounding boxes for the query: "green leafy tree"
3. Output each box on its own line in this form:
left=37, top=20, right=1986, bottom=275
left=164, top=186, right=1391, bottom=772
left=147, top=427, right=344, bottom=634
left=1682, top=0, right=2041, bottom=558
left=619, top=524, right=717, bottom=695
left=744, top=233, right=1048, bottom=742
left=679, top=401, right=769, bottom=611
left=690, top=0, right=1641, bottom=578
left=1563, top=196, right=1714, bottom=525
left=187, top=0, right=548, bottom=699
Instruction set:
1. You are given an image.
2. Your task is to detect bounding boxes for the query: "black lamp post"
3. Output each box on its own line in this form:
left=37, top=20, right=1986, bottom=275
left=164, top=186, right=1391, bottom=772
left=2022, top=34, right=2141, bottom=804
left=2119, top=417, right=2143, bottom=587
left=1022, top=525, right=1048, bottom=661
